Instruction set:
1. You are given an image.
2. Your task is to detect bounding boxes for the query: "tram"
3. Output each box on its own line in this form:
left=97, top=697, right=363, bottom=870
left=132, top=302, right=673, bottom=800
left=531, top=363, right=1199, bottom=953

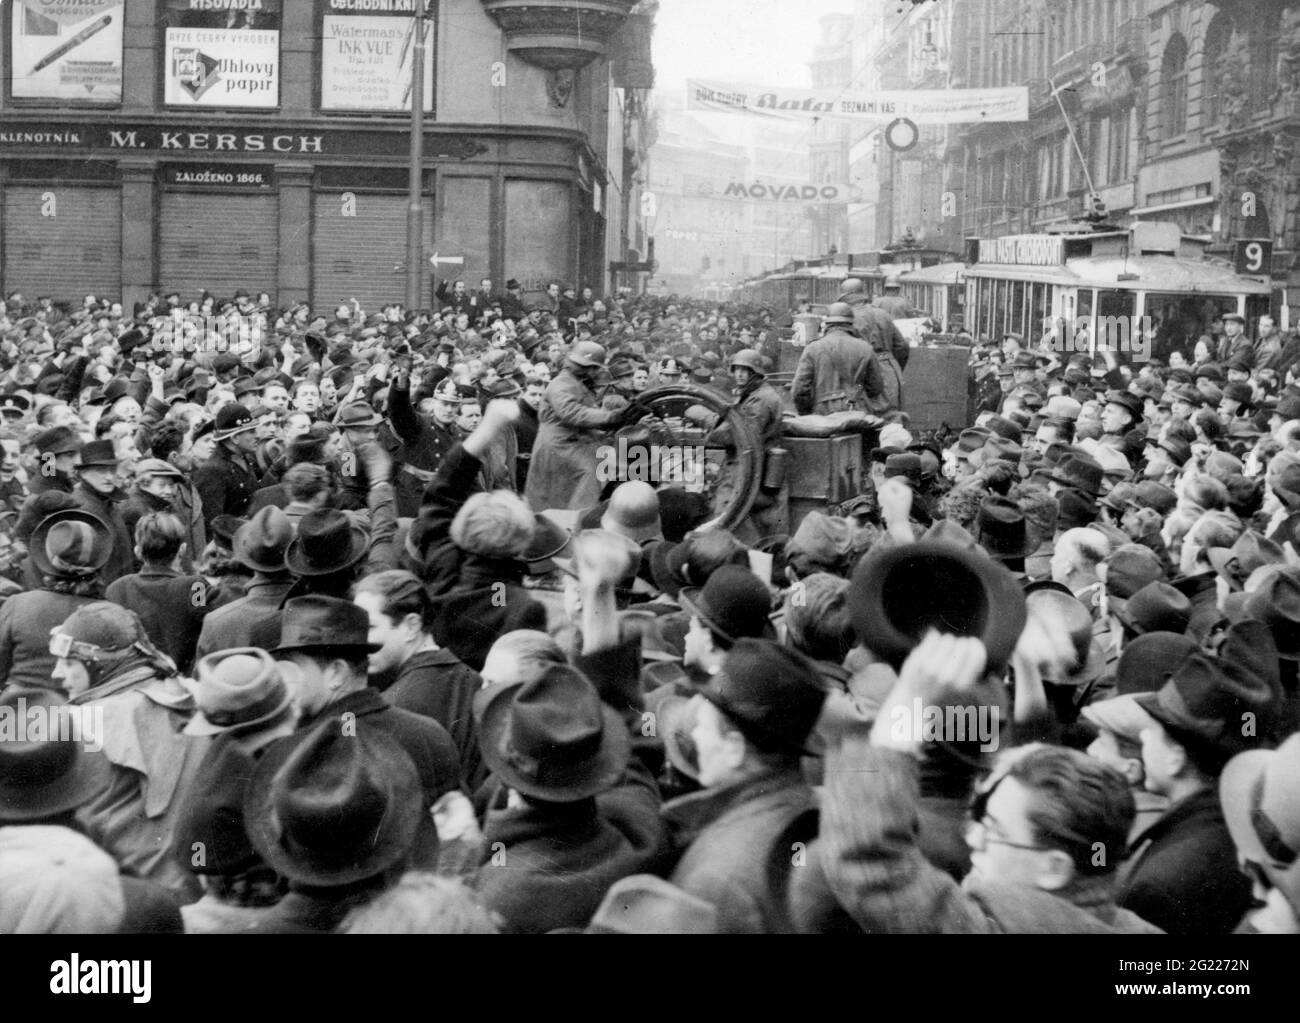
left=962, top=223, right=1271, bottom=361
left=897, top=261, right=966, bottom=331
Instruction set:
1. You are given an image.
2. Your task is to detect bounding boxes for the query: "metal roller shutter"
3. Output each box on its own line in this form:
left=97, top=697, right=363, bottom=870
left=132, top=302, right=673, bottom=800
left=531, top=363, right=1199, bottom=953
left=158, top=192, right=279, bottom=301
left=3, top=185, right=121, bottom=303
left=312, top=192, right=435, bottom=312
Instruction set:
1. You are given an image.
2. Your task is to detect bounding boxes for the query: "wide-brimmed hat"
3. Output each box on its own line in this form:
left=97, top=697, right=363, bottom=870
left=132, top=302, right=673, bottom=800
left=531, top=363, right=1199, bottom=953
left=183, top=649, right=296, bottom=737
left=678, top=565, right=776, bottom=647
left=1114, top=581, right=1192, bottom=636
left=272, top=595, right=380, bottom=655
left=848, top=540, right=1026, bottom=672
left=74, top=440, right=118, bottom=470
left=1219, top=732, right=1300, bottom=883
left=1134, top=620, right=1280, bottom=756
left=521, top=512, right=573, bottom=575
left=474, top=663, right=629, bottom=802
left=337, top=401, right=383, bottom=429
left=0, top=688, right=110, bottom=822
left=975, top=495, right=1034, bottom=561
left=245, top=718, right=422, bottom=886
left=1104, top=390, right=1145, bottom=422
left=211, top=403, right=258, bottom=442
left=1104, top=544, right=1165, bottom=600
left=700, top=639, right=827, bottom=756
left=30, top=509, right=113, bottom=579
left=1049, top=452, right=1104, bottom=496
left=232, top=507, right=294, bottom=574
left=1233, top=568, right=1300, bottom=659
left=1208, top=531, right=1285, bottom=592
left=284, top=509, right=369, bottom=577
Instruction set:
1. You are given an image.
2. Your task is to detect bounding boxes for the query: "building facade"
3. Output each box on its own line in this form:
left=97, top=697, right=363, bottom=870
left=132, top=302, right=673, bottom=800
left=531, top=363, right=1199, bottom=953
left=0, top=0, right=656, bottom=311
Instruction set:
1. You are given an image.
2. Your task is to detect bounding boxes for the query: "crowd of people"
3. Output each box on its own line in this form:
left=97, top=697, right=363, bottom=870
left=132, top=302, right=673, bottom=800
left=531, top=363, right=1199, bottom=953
left=0, top=276, right=1297, bottom=935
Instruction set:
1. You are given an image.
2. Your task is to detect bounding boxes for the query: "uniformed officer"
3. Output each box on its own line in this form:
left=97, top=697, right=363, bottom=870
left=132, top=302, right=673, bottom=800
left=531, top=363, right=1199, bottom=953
left=193, top=403, right=262, bottom=530
left=387, top=371, right=463, bottom=517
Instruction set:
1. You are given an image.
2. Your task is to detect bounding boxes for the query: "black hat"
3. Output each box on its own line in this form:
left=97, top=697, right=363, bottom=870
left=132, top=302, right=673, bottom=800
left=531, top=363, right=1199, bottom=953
left=0, top=688, right=110, bottom=822
left=700, top=640, right=828, bottom=756
left=212, top=403, right=257, bottom=441
left=1104, top=390, right=1145, bottom=422
left=272, top=595, right=380, bottom=655
left=284, top=510, right=369, bottom=577
left=848, top=540, right=1027, bottom=673
left=678, top=565, right=776, bottom=647
left=75, top=440, right=118, bottom=469
left=975, top=495, right=1034, bottom=561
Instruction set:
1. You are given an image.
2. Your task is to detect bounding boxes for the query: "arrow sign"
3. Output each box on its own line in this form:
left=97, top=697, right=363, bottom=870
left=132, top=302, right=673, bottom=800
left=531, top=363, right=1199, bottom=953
left=429, top=253, right=465, bottom=268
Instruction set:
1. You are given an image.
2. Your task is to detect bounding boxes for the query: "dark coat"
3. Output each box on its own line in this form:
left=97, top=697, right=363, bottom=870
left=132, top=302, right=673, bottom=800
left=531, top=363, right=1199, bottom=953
left=1117, top=786, right=1252, bottom=936
left=0, top=589, right=99, bottom=692
left=524, top=368, right=622, bottom=512
left=104, top=568, right=211, bottom=672
left=791, top=327, right=885, bottom=416
left=193, top=444, right=261, bottom=530
left=387, top=377, right=463, bottom=518
left=297, top=688, right=463, bottom=871
left=413, top=443, right=548, bottom=672
left=73, top=483, right=135, bottom=587
left=377, top=648, right=486, bottom=792
left=194, top=575, right=294, bottom=661
left=514, top=397, right=540, bottom=491
left=663, top=768, right=819, bottom=933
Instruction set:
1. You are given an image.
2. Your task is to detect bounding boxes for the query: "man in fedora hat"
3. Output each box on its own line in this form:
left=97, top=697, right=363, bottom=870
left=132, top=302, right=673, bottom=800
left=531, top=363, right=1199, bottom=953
left=469, top=534, right=666, bottom=932
left=56, top=602, right=210, bottom=898
left=195, top=507, right=296, bottom=660
left=183, top=647, right=298, bottom=753
left=679, top=565, right=777, bottom=679
left=1114, top=620, right=1280, bottom=935
left=193, top=403, right=262, bottom=531
left=72, top=438, right=134, bottom=586
left=244, top=720, right=425, bottom=934
left=333, top=400, right=383, bottom=507
left=662, top=639, right=827, bottom=933
left=270, top=595, right=462, bottom=867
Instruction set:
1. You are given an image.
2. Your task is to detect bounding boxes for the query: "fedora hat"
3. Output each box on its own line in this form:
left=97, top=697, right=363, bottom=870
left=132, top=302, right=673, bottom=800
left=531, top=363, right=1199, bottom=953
left=0, top=689, right=109, bottom=822
left=521, top=512, right=573, bottom=575
left=1209, top=531, right=1285, bottom=592
left=232, top=506, right=295, bottom=574
left=1050, top=452, right=1104, bottom=495
left=75, top=439, right=118, bottom=470
left=1236, top=568, right=1300, bottom=659
left=337, top=401, right=383, bottom=429
left=245, top=718, right=422, bottom=886
left=587, top=875, right=719, bottom=935
left=284, top=509, right=369, bottom=577
left=1220, top=732, right=1300, bottom=882
left=273, top=595, right=380, bottom=655
left=1114, top=581, right=1192, bottom=636
left=921, top=518, right=981, bottom=553
left=848, top=540, right=1027, bottom=673
left=1134, top=620, right=1280, bottom=756
left=648, top=529, right=748, bottom=599
left=183, top=649, right=296, bottom=737
left=211, top=403, right=258, bottom=442
left=678, top=565, right=777, bottom=647
left=1104, top=544, right=1165, bottom=600
left=474, top=662, right=629, bottom=802
left=210, top=514, right=246, bottom=552
left=1081, top=631, right=1198, bottom=743
left=700, top=639, right=827, bottom=756
left=31, top=509, right=113, bottom=579
left=975, top=495, right=1034, bottom=561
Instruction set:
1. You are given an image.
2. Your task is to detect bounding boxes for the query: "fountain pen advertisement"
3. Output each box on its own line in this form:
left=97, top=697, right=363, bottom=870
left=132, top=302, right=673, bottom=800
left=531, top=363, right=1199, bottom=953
left=9, top=0, right=125, bottom=102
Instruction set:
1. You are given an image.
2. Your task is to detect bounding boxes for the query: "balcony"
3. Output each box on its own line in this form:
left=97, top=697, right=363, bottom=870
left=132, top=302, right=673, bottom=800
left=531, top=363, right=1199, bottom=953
left=480, top=0, right=640, bottom=71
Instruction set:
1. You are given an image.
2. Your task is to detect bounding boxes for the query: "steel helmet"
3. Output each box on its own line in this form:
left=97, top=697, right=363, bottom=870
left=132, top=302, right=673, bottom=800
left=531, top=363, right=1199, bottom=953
left=823, top=302, right=855, bottom=326
left=567, top=341, right=608, bottom=368
left=729, top=350, right=766, bottom=375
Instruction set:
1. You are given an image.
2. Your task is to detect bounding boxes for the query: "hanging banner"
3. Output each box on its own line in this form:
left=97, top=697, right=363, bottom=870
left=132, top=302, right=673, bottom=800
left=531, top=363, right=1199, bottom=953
left=319, top=1, right=435, bottom=112
left=709, top=180, right=860, bottom=204
left=686, top=79, right=1029, bottom=124
left=9, top=0, right=125, bottom=103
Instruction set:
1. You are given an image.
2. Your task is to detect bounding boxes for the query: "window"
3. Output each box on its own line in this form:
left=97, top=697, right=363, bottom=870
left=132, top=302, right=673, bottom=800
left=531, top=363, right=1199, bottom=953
left=1161, top=33, right=1188, bottom=139
left=1248, top=24, right=1278, bottom=115
left=1202, top=13, right=1233, bottom=126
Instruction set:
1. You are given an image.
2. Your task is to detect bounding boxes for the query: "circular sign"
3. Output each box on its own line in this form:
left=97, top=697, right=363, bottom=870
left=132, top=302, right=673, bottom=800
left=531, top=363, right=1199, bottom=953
left=885, top=117, right=920, bottom=152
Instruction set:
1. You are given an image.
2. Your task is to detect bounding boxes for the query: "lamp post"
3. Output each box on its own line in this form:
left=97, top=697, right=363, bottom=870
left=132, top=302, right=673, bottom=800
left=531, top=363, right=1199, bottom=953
left=406, top=3, right=430, bottom=310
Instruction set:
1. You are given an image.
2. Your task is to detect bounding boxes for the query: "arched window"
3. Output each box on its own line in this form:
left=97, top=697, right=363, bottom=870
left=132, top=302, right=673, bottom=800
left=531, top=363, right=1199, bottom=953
left=1202, top=14, right=1233, bottom=125
left=1161, top=33, right=1189, bottom=138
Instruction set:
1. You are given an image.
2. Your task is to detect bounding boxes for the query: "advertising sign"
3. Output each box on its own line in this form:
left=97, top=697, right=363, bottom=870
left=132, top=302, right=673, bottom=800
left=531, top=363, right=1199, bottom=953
left=686, top=78, right=1029, bottom=124
left=320, top=4, right=434, bottom=112
left=9, top=0, right=124, bottom=102
left=163, top=27, right=279, bottom=107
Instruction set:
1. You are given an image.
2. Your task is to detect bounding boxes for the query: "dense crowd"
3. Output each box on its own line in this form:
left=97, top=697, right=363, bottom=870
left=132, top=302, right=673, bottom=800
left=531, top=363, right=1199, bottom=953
left=0, top=277, right=1297, bottom=935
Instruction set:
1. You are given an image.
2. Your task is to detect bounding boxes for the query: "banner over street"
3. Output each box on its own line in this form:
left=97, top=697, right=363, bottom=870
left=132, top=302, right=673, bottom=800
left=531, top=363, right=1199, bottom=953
left=686, top=78, right=1029, bottom=123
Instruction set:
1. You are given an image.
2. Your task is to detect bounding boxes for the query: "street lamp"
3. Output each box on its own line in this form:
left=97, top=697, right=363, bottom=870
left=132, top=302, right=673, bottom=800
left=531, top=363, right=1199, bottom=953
left=406, top=2, right=432, bottom=310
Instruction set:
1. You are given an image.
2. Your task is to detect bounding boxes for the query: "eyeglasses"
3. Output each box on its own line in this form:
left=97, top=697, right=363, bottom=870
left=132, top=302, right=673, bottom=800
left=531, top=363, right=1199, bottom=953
left=965, top=817, right=1050, bottom=853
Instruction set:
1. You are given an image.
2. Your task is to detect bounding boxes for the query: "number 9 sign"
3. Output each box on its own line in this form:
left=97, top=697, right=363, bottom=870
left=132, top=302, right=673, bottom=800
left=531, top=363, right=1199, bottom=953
left=1236, top=239, right=1272, bottom=275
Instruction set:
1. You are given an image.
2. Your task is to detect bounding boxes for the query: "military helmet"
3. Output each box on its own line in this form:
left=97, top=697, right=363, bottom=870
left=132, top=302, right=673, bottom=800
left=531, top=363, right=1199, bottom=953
left=823, top=302, right=855, bottom=326
left=728, top=350, right=766, bottom=376
left=567, top=341, right=608, bottom=368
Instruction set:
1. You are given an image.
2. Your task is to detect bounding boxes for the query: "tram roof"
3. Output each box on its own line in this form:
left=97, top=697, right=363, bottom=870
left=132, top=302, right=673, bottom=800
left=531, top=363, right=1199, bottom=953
left=897, top=261, right=965, bottom=286
left=964, top=254, right=1271, bottom=295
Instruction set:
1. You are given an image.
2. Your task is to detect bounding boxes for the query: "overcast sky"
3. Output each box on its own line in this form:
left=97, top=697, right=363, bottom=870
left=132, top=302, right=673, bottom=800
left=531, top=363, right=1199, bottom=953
left=653, top=0, right=855, bottom=92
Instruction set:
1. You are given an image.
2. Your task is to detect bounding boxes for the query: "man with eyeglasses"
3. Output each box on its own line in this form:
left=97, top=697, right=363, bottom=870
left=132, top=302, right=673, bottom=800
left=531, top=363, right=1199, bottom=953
left=808, top=631, right=1162, bottom=933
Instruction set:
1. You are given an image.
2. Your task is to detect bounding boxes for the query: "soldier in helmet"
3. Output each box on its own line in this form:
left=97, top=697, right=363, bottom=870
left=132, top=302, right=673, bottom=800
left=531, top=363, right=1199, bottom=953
left=56, top=601, right=211, bottom=898
left=525, top=341, right=638, bottom=511
left=791, top=302, right=888, bottom=416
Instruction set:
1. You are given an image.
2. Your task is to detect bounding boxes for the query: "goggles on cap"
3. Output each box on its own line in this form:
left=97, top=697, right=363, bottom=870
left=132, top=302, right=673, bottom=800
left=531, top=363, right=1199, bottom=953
left=49, top=629, right=112, bottom=662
